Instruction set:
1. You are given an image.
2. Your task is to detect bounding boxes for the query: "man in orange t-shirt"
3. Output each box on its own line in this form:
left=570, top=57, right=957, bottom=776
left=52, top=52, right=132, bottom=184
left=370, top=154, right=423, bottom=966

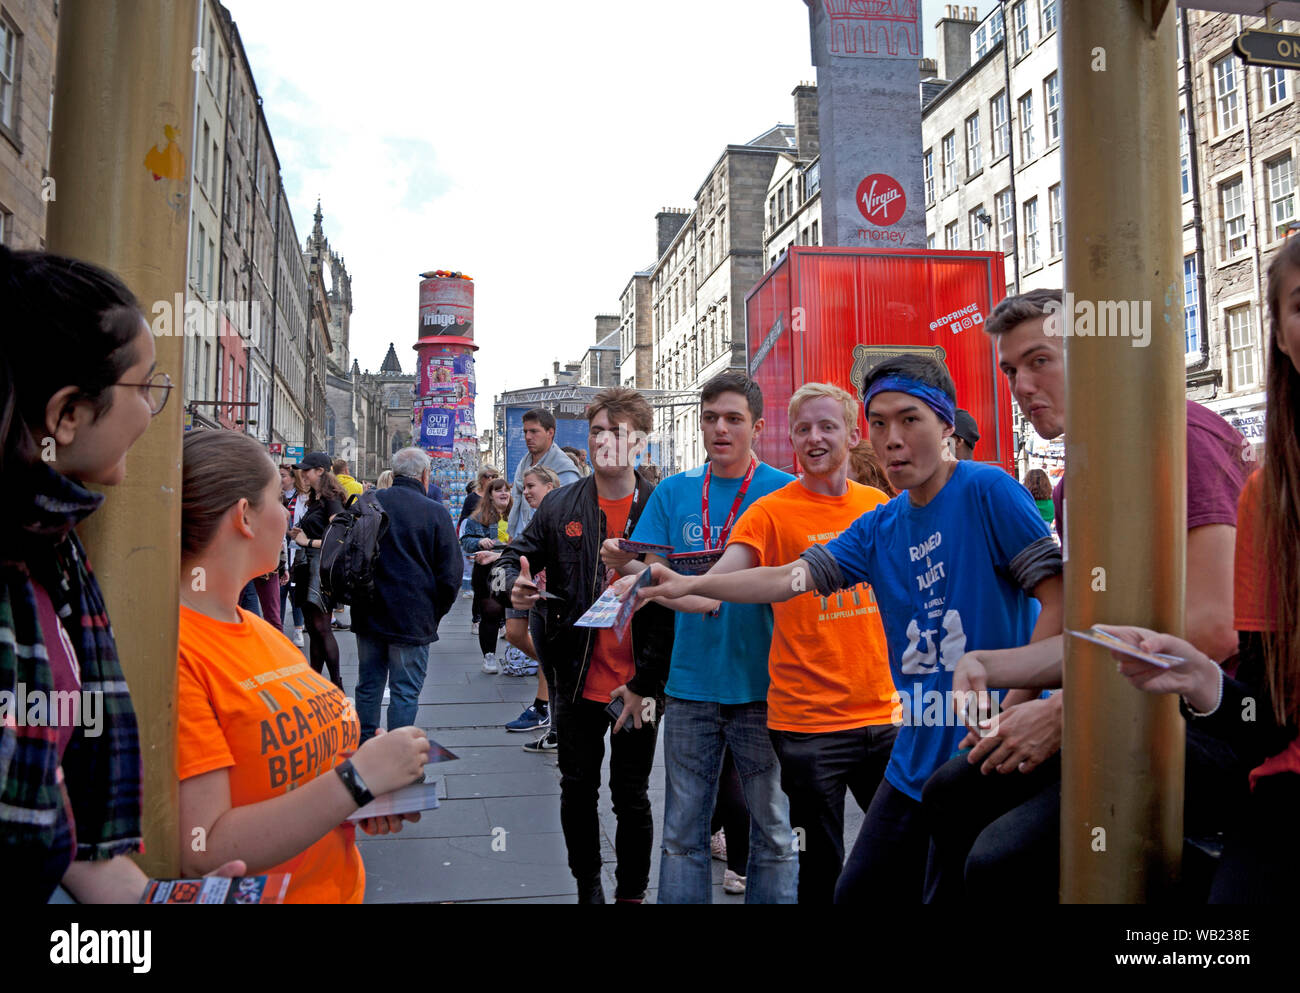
left=674, top=383, right=896, bottom=903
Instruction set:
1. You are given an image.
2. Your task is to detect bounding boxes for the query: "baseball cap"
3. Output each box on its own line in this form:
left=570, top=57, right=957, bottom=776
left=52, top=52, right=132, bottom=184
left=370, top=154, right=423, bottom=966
left=294, top=451, right=332, bottom=471
left=953, top=409, right=980, bottom=448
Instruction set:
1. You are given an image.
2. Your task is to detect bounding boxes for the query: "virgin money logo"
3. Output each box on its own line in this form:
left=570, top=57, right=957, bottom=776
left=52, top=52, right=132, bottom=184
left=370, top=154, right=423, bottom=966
left=856, top=173, right=906, bottom=226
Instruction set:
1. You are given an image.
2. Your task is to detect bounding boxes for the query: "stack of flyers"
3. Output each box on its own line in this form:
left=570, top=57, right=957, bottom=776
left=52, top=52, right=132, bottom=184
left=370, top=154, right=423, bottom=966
left=668, top=548, right=725, bottom=575
left=1065, top=626, right=1186, bottom=669
left=574, top=588, right=621, bottom=628
left=348, top=780, right=443, bottom=822
left=612, top=568, right=652, bottom=643
left=617, top=539, right=675, bottom=557
left=141, top=874, right=291, bottom=904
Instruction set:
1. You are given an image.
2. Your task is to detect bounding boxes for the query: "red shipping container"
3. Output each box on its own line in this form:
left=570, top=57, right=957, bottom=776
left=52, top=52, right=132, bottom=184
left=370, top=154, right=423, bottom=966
left=745, top=247, right=1013, bottom=476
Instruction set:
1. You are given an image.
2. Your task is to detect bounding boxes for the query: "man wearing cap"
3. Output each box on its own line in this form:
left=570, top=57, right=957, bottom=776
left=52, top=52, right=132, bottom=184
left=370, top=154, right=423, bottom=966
left=635, top=354, right=1063, bottom=903
left=950, top=409, right=979, bottom=461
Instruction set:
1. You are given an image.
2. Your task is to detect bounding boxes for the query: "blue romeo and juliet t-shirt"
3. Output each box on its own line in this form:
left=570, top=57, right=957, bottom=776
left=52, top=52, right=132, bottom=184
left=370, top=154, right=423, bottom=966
left=632, top=460, right=794, bottom=704
left=822, top=461, right=1051, bottom=800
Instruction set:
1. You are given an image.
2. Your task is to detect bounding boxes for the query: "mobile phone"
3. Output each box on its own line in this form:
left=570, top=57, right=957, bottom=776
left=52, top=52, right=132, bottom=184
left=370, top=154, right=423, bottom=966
left=605, top=696, right=633, bottom=732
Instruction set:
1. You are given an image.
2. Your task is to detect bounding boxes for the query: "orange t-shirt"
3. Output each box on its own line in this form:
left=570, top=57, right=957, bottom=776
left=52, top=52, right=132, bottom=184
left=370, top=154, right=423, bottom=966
left=177, top=605, right=365, bottom=904
left=582, top=493, right=637, bottom=704
left=1233, top=469, right=1276, bottom=631
left=728, top=478, right=894, bottom=733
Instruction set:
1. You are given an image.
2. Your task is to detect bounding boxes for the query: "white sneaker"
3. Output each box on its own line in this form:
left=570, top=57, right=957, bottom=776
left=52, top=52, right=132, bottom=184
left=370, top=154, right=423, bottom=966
left=471, top=621, right=479, bottom=635
left=481, top=653, right=499, bottom=674
left=293, top=628, right=304, bottom=646
left=723, top=869, right=746, bottom=895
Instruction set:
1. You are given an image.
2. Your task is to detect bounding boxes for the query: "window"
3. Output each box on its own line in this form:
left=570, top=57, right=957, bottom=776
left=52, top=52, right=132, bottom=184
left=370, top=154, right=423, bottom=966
left=1183, top=256, right=1200, bottom=355
left=1042, top=0, right=1057, bottom=35
left=1023, top=197, right=1040, bottom=267
left=786, top=179, right=794, bottom=211
left=811, top=219, right=818, bottom=245
left=927, top=234, right=936, bottom=250
left=992, top=90, right=1009, bottom=159
left=942, top=132, right=957, bottom=192
left=200, top=122, right=210, bottom=190
left=0, top=204, right=10, bottom=245
left=1, top=16, right=18, bottom=133
left=211, top=140, right=219, bottom=198
left=768, top=195, right=776, bottom=229
left=195, top=225, right=206, bottom=293
left=1018, top=91, right=1035, bottom=160
left=805, top=161, right=820, bottom=198
left=945, top=220, right=960, bottom=250
left=1267, top=154, right=1296, bottom=239
left=1012, top=1, right=1029, bottom=58
left=207, top=238, right=216, bottom=298
left=1226, top=305, right=1258, bottom=390
left=1179, top=111, right=1190, bottom=196
left=996, top=188, right=1015, bottom=255
left=778, top=187, right=786, bottom=223
left=1045, top=73, right=1060, bottom=145
left=974, top=8, right=1003, bottom=59
left=1220, top=176, right=1247, bottom=257
left=924, top=150, right=935, bottom=204
left=1049, top=184, right=1063, bottom=256
left=1262, top=67, right=1288, bottom=108
left=965, top=114, right=981, bottom=176
left=1213, top=56, right=1239, bottom=133
left=969, top=207, right=988, bottom=251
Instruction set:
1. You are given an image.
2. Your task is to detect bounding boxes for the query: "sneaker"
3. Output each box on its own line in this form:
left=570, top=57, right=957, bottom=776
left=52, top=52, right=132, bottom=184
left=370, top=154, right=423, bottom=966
left=481, top=653, right=499, bottom=674
left=723, top=869, right=746, bottom=895
left=331, top=620, right=350, bottom=631
left=505, top=706, right=550, bottom=732
left=471, top=621, right=479, bottom=635
left=710, top=830, right=727, bottom=863
left=293, top=628, right=304, bottom=646
left=522, top=730, right=558, bottom=752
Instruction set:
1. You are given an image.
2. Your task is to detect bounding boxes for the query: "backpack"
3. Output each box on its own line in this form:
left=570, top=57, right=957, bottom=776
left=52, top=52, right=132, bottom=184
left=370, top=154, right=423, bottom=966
left=319, top=491, right=389, bottom=606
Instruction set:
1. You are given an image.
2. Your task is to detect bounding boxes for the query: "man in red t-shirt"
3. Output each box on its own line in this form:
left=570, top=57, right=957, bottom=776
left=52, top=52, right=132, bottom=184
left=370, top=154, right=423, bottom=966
left=491, top=389, right=676, bottom=904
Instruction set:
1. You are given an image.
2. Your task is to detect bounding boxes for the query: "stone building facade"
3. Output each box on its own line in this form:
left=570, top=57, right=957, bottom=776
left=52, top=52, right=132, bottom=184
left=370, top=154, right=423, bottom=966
left=0, top=0, right=56, bottom=249
left=618, top=270, right=653, bottom=388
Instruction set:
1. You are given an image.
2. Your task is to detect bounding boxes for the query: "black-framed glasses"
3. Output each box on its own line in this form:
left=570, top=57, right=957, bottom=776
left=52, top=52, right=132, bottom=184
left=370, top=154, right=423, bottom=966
left=114, top=371, right=174, bottom=416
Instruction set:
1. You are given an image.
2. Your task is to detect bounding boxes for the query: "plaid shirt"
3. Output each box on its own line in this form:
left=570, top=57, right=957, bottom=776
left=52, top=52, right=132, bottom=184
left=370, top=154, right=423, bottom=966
left=1, top=462, right=142, bottom=899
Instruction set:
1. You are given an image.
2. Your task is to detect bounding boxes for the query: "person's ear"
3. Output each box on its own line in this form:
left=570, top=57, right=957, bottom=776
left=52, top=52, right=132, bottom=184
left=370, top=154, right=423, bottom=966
left=751, top=416, right=765, bottom=442
left=847, top=422, right=862, bottom=448
left=232, top=498, right=256, bottom=539
left=44, top=386, right=91, bottom=449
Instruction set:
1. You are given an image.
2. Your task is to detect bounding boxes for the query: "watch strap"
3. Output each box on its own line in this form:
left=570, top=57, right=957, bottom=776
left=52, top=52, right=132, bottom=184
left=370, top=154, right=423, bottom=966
left=335, top=759, right=374, bottom=807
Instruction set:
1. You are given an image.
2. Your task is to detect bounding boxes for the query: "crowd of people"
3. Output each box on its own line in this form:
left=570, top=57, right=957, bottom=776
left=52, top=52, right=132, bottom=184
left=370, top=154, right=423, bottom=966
left=4, top=235, right=1299, bottom=904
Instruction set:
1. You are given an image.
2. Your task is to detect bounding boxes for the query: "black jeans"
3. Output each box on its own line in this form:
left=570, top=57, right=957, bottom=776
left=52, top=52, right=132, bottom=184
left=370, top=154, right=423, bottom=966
left=1209, top=772, right=1300, bottom=903
left=771, top=723, right=897, bottom=903
left=920, top=726, right=1252, bottom=904
left=470, top=562, right=503, bottom=657
left=552, top=692, right=660, bottom=900
left=834, top=778, right=933, bottom=904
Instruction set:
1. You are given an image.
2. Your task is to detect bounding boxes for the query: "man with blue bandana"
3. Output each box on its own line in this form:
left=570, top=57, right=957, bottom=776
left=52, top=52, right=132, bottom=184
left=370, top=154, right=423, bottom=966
left=635, top=355, right=1063, bottom=902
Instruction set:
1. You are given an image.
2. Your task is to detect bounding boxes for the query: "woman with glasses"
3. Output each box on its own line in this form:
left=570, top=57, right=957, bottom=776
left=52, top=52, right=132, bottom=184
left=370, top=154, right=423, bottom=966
left=0, top=245, right=239, bottom=902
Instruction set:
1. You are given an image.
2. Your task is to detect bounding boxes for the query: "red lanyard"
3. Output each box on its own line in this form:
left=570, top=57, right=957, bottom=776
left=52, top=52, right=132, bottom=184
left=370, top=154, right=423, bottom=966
left=701, top=456, right=757, bottom=551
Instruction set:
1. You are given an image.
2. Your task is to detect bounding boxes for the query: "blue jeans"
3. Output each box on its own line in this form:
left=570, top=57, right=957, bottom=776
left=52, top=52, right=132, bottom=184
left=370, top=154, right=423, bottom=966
left=355, top=634, right=430, bottom=743
left=659, top=696, right=798, bottom=903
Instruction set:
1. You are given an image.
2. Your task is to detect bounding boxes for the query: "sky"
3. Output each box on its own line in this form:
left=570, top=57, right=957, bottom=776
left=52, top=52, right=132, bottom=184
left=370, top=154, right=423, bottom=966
left=224, top=0, right=999, bottom=432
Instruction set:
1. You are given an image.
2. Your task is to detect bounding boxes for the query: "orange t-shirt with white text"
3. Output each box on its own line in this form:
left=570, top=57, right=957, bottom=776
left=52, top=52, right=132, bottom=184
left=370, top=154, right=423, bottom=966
left=729, top=479, right=894, bottom=733
left=177, top=605, right=365, bottom=904
left=582, top=493, right=637, bottom=703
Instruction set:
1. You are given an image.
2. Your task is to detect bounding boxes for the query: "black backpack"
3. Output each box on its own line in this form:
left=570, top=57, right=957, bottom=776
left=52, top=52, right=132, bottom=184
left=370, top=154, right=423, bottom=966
left=320, top=491, right=389, bottom=606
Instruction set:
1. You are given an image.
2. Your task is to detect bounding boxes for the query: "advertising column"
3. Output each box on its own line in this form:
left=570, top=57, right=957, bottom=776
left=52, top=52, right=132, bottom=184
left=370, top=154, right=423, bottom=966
left=805, top=0, right=926, bottom=248
left=414, top=271, right=479, bottom=499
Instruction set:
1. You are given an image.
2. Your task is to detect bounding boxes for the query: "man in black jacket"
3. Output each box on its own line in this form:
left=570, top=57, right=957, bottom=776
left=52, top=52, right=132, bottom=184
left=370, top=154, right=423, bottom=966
left=352, top=447, right=463, bottom=744
left=491, top=388, right=675, bottom=904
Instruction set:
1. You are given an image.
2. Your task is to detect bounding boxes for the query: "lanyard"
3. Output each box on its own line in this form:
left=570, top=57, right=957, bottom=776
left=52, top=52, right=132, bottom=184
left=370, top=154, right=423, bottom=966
left=701, top=456, right=756, bottom=551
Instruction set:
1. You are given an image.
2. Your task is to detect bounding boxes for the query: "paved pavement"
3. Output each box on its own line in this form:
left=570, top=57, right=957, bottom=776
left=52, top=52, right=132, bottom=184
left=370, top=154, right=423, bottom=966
left=317, top=595, right=866, bottom=904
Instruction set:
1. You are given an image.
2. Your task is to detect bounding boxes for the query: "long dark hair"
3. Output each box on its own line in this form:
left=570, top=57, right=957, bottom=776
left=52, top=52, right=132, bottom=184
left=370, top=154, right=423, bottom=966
left=0, top=246, right=144, bottom=475
left=474, top=477, right=512, bottom=527
left=313, top=468, right=346, bottom=504
left=1261, top=236, right=1300, bottom=726
left=182, top=430, right=278, bottom=557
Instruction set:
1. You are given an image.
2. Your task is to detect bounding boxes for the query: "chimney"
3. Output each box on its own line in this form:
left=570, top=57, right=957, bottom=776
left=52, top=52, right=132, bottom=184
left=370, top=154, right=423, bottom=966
left=595, top=314, right=620, bottom=342
left=553, top=360, right=561, bottom=380
left=935, top=4, right=978, bottom=81
left=918, top=57, right=938, bottom=80
left=792, top=83, right=819, bottom=161
left=656, top=209, right=690, bottom=259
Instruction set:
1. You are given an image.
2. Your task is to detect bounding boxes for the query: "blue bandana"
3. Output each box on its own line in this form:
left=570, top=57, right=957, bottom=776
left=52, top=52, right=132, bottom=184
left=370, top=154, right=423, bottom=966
left=864, top=375, right=956, bottom=426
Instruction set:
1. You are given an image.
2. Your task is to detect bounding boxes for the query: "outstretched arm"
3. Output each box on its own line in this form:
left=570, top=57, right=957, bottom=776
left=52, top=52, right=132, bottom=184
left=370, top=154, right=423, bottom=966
left=639, top=555, right=811, bottom=606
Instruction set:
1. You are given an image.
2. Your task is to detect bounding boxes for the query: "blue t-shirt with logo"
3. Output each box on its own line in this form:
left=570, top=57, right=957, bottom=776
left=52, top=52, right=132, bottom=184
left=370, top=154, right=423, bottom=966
left=823, top=461, right=1050, bottom=800
left=632, top=460, right=795, bottom=704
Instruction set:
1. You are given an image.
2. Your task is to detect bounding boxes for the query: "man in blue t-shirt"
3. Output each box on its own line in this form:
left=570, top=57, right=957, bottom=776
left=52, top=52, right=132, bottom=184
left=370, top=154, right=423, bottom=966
left=601, top=371, right=798, bottom=904
left=637, top=356, right=1063, bottom=903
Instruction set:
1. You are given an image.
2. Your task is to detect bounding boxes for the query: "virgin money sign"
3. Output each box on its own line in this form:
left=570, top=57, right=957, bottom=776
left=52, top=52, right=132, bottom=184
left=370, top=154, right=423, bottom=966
left=806, top=1, right=926, bottom=248
left=856, top=174, right=906, bottom=226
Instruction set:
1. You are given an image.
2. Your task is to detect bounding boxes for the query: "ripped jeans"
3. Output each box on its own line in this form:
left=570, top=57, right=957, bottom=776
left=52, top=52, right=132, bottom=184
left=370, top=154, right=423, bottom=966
left=657, top=697, right=798, bottom=903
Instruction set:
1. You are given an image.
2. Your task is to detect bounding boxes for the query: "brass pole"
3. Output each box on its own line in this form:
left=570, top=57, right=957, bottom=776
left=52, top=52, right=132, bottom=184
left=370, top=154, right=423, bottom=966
left=45, top=0, right=200, bottom=878
left=1059, top=0, right=1186, bottom=902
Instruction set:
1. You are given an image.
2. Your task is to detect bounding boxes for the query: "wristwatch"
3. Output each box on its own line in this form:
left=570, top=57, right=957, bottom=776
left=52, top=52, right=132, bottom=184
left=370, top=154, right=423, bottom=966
left=335, top=759, right=374, bottom=807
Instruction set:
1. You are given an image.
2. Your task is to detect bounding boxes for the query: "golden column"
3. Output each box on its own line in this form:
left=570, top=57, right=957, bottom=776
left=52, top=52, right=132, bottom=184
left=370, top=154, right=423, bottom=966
left=1059, top=0, right=1186, bottom=902
left=45, top=0, right=200, bottom=877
